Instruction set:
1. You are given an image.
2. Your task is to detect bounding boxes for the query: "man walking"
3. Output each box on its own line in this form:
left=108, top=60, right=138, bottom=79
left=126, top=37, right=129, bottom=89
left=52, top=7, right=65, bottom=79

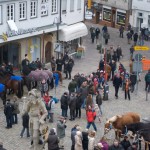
left=116, top=45, right=122, bottom=62
left=113, top=74, right=122, bottom=99
left=66, top=56, right=74, bottom=79
left=119, top=25, right=124, bottom=38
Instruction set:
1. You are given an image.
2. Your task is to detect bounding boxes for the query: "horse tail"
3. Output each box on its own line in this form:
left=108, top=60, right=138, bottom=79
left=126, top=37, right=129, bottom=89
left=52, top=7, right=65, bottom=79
left=17, top=81, right=22, bottom=98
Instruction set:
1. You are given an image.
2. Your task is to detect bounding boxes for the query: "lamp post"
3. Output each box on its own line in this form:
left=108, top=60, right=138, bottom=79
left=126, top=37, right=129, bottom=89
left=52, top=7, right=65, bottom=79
left=53, top=17, right=60, bottom=59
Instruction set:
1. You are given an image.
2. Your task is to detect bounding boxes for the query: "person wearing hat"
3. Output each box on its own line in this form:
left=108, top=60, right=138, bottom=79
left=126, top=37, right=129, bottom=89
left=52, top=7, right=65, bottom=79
left=47, top=128, right=59, bottom=150
left=57, top=116, right=67, bottom=149
left=12, top=96, right=20, bottom=124
left=4, top=99, right=14, bottom=129
left=120, top=136, right=131, bottom=150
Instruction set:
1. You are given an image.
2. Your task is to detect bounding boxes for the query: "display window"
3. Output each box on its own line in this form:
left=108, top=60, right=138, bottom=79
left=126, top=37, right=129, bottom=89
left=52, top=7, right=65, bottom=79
left=117, top=12, right=126, bottom=25
left=103, top=8, right=111, bottom=22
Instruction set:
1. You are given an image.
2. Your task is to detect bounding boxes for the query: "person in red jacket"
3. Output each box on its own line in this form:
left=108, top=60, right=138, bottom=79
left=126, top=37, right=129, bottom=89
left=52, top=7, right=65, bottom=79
left=86, top=105, right=97, bottom=131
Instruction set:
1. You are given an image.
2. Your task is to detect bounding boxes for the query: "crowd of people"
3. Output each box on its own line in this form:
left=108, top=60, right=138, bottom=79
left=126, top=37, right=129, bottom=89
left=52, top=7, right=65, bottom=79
left=1, top=22, right=150, bottom=150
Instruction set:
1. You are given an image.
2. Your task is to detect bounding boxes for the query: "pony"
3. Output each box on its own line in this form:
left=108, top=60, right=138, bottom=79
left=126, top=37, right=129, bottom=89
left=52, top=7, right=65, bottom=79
left=135, top=129, right=150, bottom=150
left=122, top=122, right=150, bottom=149
left=104, top=112, right=140, bottom=140
left=0, top=73, right=24, bottom=98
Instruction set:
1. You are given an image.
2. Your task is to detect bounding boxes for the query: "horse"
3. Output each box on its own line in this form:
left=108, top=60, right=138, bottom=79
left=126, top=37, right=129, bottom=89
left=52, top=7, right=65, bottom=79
left=0, top=73, right=24, bottom=98
left=122, top=122, right=150, bottom=149
left=135, top=129, right=150, bottom=150
left=0, top=83, right=7, bottom=105
left=104, top=112, right=140, bottom=140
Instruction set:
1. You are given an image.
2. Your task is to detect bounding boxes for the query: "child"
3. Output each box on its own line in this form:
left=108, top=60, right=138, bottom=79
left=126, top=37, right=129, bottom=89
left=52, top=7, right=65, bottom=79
left=20, top=112, right=30, bottom=138
left=94, top=104, right=101, bottom=122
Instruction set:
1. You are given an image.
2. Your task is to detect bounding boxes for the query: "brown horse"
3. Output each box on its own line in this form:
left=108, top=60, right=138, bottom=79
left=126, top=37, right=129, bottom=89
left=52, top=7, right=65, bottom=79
left=104, top=112, right=140, bottom=140
left=0, top=73, right=24, bottom=98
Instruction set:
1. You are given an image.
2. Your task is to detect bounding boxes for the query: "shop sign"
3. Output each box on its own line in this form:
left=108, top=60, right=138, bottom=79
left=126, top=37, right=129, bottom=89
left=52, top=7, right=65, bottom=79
left=6, top=28, right=37, bottom=38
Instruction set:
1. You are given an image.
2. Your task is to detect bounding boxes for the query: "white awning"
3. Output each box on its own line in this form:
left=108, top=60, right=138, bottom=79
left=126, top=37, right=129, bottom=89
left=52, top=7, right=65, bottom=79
left=7, top=20, right=18, bottom=32
left=59, top=22, right=88, bottom=42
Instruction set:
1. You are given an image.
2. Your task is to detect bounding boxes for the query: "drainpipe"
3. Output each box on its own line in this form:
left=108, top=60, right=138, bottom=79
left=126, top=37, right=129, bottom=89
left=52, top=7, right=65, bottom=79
left=60, top=0, right=62, bottom=23
left=42, top=31, right=45, bottom=63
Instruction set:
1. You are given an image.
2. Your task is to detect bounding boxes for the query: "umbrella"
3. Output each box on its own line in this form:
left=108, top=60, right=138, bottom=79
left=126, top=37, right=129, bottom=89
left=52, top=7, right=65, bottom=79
left=35, top=70, right=49, bottom=81
left=28, top=70, right=40, bottom=81
left=43, top=70, right=53, bottom=79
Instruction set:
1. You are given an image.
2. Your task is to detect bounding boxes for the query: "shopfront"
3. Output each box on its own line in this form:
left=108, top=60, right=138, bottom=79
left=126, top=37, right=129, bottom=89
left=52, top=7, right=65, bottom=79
left=103, top=8, right=111, bottom=22
left=116, top=10, right=126, bottom=26
left=59, top=22, right=88, bottom=55
left=0, top=43, right=20, bottom=68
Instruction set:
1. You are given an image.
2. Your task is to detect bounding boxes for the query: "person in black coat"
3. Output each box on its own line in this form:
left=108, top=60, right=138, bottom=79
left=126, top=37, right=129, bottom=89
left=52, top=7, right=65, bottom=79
left=82, top=131, right=88, bottom=150
left=110, top=61, right=116, bottom=80
left=133, top=33, right=138, bottom=46
left=113, top=74, right=122, bottom=99
left=60, top=92, right=69, bottom=118
left=47, top=128, right=59, bottom=150
left=120, top=136, right=131, bottom=150
left=112, top=51, right=117, bottom=62
left=66, top=57, right=74, bottom=79
left=95, top=27, right=100, bottom=39
left=99, top=60, right=104, bottom=71
left=56, top=57, right=63, bottom=72
left=4, top=99, right=14, bottom=129
left=0, top=141, right=6, bottom=150
left=69, top=93, right=77, bottom=121
left=20, top=112, right=30, bottom=138
left=96, top=91, right=102, bottom=115
left=76, top=93, right=82, bottom=118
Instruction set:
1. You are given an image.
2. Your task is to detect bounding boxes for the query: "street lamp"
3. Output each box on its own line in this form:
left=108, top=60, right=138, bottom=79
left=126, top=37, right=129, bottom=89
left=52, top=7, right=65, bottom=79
left=53, top=17, right=60, bottom=58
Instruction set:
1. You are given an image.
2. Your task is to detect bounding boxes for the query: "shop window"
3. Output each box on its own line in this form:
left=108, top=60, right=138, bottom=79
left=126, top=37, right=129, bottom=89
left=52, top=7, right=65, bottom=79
left=0, top=5, right=2, bottom=24
left=117, top=12, right=126, bottom=25
left=70, top=0, right=74, bottom=12
left=103, top=8, right=111, bottom=22
left=52, top=0, right=57, bottom=14
left=62, top=0, right=67, bottom=14
left=30, top=1, right=37, bottom=18
left=77, top=0, right=81, bottom=10
left=19, top=2, right=27, bottom=20
left=7, top=4, right=15, bottom=21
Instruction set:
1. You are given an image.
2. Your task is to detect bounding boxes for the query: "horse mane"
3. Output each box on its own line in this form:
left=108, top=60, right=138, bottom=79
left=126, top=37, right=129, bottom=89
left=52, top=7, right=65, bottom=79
left=106, top=115, right=122, bottom=123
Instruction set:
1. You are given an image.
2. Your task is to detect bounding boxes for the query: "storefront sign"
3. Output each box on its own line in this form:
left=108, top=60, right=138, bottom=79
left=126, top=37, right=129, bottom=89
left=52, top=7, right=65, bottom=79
left=6, top=28, right=37, bottom=37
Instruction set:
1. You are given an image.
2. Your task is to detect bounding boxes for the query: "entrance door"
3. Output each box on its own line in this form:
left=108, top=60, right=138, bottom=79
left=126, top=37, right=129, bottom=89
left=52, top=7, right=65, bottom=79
left=0, top=43, right=19, bottom=67
left=111, top=9, right=116, bottom=28
left=45, top=42, right=52, bottom=63
left=96, top=11, right=100, bottom=24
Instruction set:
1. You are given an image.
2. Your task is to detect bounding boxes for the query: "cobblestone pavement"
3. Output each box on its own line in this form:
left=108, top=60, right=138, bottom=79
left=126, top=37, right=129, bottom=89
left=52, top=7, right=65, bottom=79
left=0, top=21, right=150, bottom=150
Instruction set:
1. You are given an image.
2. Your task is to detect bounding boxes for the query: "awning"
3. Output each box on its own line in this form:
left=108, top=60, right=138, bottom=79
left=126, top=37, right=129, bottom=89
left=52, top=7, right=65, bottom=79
left=59, top=22, right=88, bottom=42
left=7, top=20, right=18, bottom=32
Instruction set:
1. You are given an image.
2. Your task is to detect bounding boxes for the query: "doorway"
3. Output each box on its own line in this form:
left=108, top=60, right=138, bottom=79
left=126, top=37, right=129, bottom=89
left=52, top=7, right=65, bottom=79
left=0, top=43, right=19, bottom=67
left=45, top=42, right=52, bottom=63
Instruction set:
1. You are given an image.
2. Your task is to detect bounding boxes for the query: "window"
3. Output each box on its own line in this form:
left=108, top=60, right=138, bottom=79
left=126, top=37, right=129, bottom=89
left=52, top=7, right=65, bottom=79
left=19, top=2, right=27, bottom=20
left=42, top=0, right=48, bottom=2
left=62, top=0, right=67, bottom=13
left=77, top=0, right=81, bottom=10
left=52, top=0, right=57, bottom=14
left=103, top=8, right=111, bottom=22
left=30, top=1, right=37, bottom=18
left=0, top=5, right=2, bottom=24
left=117, top=12, right=126, bottom=25
left=7, top=4, right=15, bottom=21
left=70, top=0, right=74, bottom=12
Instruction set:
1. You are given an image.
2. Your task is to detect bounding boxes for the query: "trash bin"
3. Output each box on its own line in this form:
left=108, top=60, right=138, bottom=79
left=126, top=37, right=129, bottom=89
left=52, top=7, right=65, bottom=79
left=103, top=83, right=109, bottom=101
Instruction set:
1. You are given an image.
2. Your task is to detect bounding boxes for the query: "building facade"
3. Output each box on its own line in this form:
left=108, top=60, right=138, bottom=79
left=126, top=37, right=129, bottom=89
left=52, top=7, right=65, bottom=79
left=0, top=0, right=87, bottom=69
left=129, top=0, right=150, bottom=31
left=88, top=0, right=132, bottom=29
